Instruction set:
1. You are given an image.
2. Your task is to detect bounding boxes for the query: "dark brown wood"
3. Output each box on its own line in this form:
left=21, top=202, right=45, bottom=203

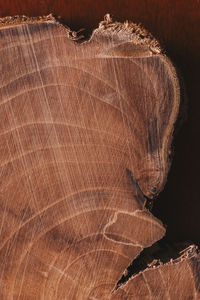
left=0, top=15, right=192, bottom=299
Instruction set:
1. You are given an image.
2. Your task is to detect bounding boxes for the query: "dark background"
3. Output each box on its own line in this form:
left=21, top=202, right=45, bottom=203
left=1, top=0, right=200, bottom=245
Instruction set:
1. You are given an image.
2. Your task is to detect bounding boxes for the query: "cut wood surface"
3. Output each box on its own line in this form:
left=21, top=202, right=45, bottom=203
left=0, top=14, right=196, bottom=299
left=113, top=245, right=200, bottom=300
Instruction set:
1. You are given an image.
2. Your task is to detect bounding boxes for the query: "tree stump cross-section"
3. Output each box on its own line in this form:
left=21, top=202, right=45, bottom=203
left=0, top=14, right=199, bottom=300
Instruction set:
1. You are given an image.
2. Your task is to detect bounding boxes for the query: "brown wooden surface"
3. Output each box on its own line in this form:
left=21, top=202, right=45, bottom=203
left=0, top=15, right=184, bottom=299
left=0, top=0, right=200, bottom=245
left=113, top=245, right=200, bottom=300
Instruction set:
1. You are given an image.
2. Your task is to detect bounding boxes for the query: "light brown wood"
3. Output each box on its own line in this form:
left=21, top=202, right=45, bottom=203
left=0, top=14, right=194, bottom=299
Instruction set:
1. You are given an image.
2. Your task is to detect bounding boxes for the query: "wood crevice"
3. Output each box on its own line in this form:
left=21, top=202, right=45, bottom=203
left=115, top=241, right=199, bottom=291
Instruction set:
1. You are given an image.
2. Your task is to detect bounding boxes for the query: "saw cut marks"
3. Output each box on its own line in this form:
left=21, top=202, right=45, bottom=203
left=0, top=14, right=185, bottom=299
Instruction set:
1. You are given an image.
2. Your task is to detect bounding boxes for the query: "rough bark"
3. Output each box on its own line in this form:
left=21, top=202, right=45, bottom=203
left=0, top=14, right=196, bottom=299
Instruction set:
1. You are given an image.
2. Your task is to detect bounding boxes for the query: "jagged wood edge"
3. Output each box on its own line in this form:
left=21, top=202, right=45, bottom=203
left=90, top=15, right=180, bottom=197
left=0, top=14, right=180, bottom=198
left=113, top=244, right=199, bottom=294
left=0, top=13, right=186, bottom=295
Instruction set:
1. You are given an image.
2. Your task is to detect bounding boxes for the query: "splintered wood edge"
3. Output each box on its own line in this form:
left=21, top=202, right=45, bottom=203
left=0, top=14, right=57, bottom=28
left=0, top=13, right=161, bottom=51
left=0, top=13, right=180, bottom=197
left=113, top=244, right=199, bottom=294
left=92, top=15, right=180, bottom=196
left=0, top=14, right=186, bottom=295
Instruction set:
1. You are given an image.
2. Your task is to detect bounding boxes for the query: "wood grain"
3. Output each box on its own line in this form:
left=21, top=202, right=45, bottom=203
left=0, top=14, right=194, bottom=299
left=1, top=0, right=200, bottom=246
left=113, top=245, right=200, bottom=300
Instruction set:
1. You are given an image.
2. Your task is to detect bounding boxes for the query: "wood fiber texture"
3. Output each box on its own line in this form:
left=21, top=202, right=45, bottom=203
left=0, top=15, right=198, bottom=300
left=1, top=0, right=200, bottom=247
left=113, top=245, right=200, bottom=300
